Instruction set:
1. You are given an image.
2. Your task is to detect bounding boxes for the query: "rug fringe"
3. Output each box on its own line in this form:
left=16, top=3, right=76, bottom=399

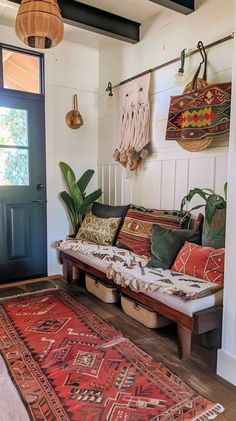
left=193, top=403, right=224, bottom=420
left=0, top=287, right=58, bottom=301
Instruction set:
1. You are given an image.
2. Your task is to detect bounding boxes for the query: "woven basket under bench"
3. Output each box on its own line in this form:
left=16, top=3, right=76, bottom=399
left=121, top=294, right=172, bottom=329
left=85, top=274, right=171, bottom=329
left=85, top=275, right=120, bottom=303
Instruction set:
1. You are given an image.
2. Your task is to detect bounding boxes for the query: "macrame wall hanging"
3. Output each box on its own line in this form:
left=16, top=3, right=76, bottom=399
left=113, top=74, right=151, bottom=171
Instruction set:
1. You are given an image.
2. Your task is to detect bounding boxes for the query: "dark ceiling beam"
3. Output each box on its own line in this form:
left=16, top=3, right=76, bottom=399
left=149, top=0, right=195, bottom=14
left=9, top=0, right=140, bottom=44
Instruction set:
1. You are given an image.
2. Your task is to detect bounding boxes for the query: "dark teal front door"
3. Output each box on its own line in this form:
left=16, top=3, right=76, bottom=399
left=0, top=90, right=47, bottom=281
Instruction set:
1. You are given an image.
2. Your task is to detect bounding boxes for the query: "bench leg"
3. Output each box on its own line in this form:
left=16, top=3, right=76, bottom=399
left=63, top=260, right=85, bottom=284
left=63, top=260, right=74, bottom=283
left=177, top=325, right=192, bottom=360
left=200, top=328, right=222, bottom=349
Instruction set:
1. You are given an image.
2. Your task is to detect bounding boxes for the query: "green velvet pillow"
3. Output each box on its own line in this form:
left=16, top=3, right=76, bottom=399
left=146, top=224, right=201, bottom=270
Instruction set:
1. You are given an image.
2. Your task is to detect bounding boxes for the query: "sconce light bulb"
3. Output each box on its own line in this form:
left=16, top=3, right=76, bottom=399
left=174, top=72, right=187, bottom=87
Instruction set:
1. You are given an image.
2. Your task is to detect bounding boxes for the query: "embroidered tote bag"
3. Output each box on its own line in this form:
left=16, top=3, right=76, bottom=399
left=165, top=41, right=231, bottom=151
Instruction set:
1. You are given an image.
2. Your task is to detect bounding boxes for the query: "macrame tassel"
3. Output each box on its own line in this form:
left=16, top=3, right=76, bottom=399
left=115, top=73, right=151, bottom=170
left=193, top=404, right=224, bottom=421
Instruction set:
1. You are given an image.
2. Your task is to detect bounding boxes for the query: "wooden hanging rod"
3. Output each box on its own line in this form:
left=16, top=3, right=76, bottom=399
left=108, top=33, right=234, bottom=92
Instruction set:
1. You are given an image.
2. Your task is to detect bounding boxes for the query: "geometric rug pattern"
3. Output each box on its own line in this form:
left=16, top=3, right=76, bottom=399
left=0, top=289, right=224, bottom=420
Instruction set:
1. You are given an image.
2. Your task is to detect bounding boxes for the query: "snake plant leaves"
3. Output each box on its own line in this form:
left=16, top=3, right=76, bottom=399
left=59, top=161, right=76, bottom=188
left=59, top=161, right=83, bottom=208
left=68, top=174, right=84, bottom=209
left=59, top=161, right=102, bottom=235
left=205, top=194, right=226, bottom=224
left=202, top=188, right=215, bottom=194
left=188, top=204, right=205, bottom=212
left=79, top=188, right=102, bottom=213
left=181, top=185, right=227, bottom=227
left=59, top=191, right=78, bottom=232
left=181, top=188, right=209, bottom=211
left=224, top=182, right=228, bottom=201
left=77, top=169, right=95, bottom=195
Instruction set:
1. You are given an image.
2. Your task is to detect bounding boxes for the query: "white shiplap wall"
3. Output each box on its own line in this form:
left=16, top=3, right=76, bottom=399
left=44, top=42, right=99, bottom=275
left=98, top=0, right=234, bottom=212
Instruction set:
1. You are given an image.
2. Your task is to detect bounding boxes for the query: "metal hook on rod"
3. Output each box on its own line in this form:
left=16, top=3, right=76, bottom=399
left=106, top=82, right=113, bottom=96
left=178, top=48, right=186, bottom=74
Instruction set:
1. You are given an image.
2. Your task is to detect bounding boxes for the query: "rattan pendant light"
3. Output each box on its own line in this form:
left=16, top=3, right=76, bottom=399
left=15, top=0, right=64, bottom=49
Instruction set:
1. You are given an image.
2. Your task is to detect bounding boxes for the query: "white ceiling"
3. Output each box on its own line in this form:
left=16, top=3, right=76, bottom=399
left=0, top=0, right=163, bottom=48
left=78, top=0, right=161, bottom=22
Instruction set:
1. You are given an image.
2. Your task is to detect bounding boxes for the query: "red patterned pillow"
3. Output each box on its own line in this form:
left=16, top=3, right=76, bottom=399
left=171, top=242, right=225, bottom=285
left=116, top=208, right=189, bottom=257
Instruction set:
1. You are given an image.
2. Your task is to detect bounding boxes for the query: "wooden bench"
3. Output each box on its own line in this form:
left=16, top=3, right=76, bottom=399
left=59, top=249, right=223, bottom=360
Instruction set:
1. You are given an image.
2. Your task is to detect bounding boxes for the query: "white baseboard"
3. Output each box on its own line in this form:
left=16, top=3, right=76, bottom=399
left=217, top=349, right=236, bottom=386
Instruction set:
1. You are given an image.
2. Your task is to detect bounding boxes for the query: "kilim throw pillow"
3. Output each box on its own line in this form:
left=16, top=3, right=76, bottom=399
left=171, top=241, right=225, bottom=285
left=116, top=208, right=191, bottom=257
left=76, top=211, right=121, bottom=246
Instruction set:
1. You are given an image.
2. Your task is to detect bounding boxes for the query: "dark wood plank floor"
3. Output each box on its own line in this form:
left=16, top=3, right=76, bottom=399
left=0, top=276, right=235, bottom=421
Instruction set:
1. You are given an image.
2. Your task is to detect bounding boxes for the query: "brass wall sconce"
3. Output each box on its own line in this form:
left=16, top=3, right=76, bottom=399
left=65, top=94, right=83, bottom=130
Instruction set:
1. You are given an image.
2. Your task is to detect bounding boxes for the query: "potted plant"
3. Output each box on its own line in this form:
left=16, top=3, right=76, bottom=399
left=59, top=161, right=102, bottom=236
left=181, top=183, right=227, bottom=248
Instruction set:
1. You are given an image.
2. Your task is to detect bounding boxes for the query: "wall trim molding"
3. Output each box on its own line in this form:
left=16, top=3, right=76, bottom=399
left=217, top=349, right=236, bottom=386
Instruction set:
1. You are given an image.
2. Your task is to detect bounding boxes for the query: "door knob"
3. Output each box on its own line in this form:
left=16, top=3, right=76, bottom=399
left=32, top=199, right=43, bottom=204
left=37, top=183, right=44, bottom=191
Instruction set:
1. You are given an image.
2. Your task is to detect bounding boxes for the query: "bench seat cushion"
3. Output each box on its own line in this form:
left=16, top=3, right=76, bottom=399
left=60, top=248, right=223, bottom=317
left=143, top=286, right=223, bottom=317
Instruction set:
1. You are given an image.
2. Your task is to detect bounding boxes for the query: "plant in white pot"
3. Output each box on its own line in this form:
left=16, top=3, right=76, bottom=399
left=181, top=183, right=227, bottom=248
left=59, top=161, right=102, bottom=236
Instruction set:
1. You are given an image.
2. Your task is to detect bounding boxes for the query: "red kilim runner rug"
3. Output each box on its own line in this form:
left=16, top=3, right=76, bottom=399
left=0, top=289, right=224, bottom=420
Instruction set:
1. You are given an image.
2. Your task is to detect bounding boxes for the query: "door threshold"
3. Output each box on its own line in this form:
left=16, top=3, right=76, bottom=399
left=0, top=274, right=63, bottom=289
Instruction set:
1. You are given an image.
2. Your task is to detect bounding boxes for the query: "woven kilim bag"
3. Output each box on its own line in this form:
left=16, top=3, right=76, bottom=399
left=166, top=41, right=231, bottom=151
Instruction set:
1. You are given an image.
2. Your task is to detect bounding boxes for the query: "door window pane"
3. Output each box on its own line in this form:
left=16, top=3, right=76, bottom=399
left=0, top=148, right=29, bottom=186
left=0, top=107, right=28, bottom=146
left=2, top=49, right=40, bottom=94
left=0, top=107, right=29, bottom=186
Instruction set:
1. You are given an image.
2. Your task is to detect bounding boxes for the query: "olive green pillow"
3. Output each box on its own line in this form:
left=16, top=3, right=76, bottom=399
left=76, top=210, right=121, bottom=246
left=146, top=224, right=201, bottom=269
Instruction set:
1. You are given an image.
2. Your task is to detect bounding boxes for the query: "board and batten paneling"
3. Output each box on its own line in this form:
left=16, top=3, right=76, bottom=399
left=99, top=151, right=228, bottom=212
